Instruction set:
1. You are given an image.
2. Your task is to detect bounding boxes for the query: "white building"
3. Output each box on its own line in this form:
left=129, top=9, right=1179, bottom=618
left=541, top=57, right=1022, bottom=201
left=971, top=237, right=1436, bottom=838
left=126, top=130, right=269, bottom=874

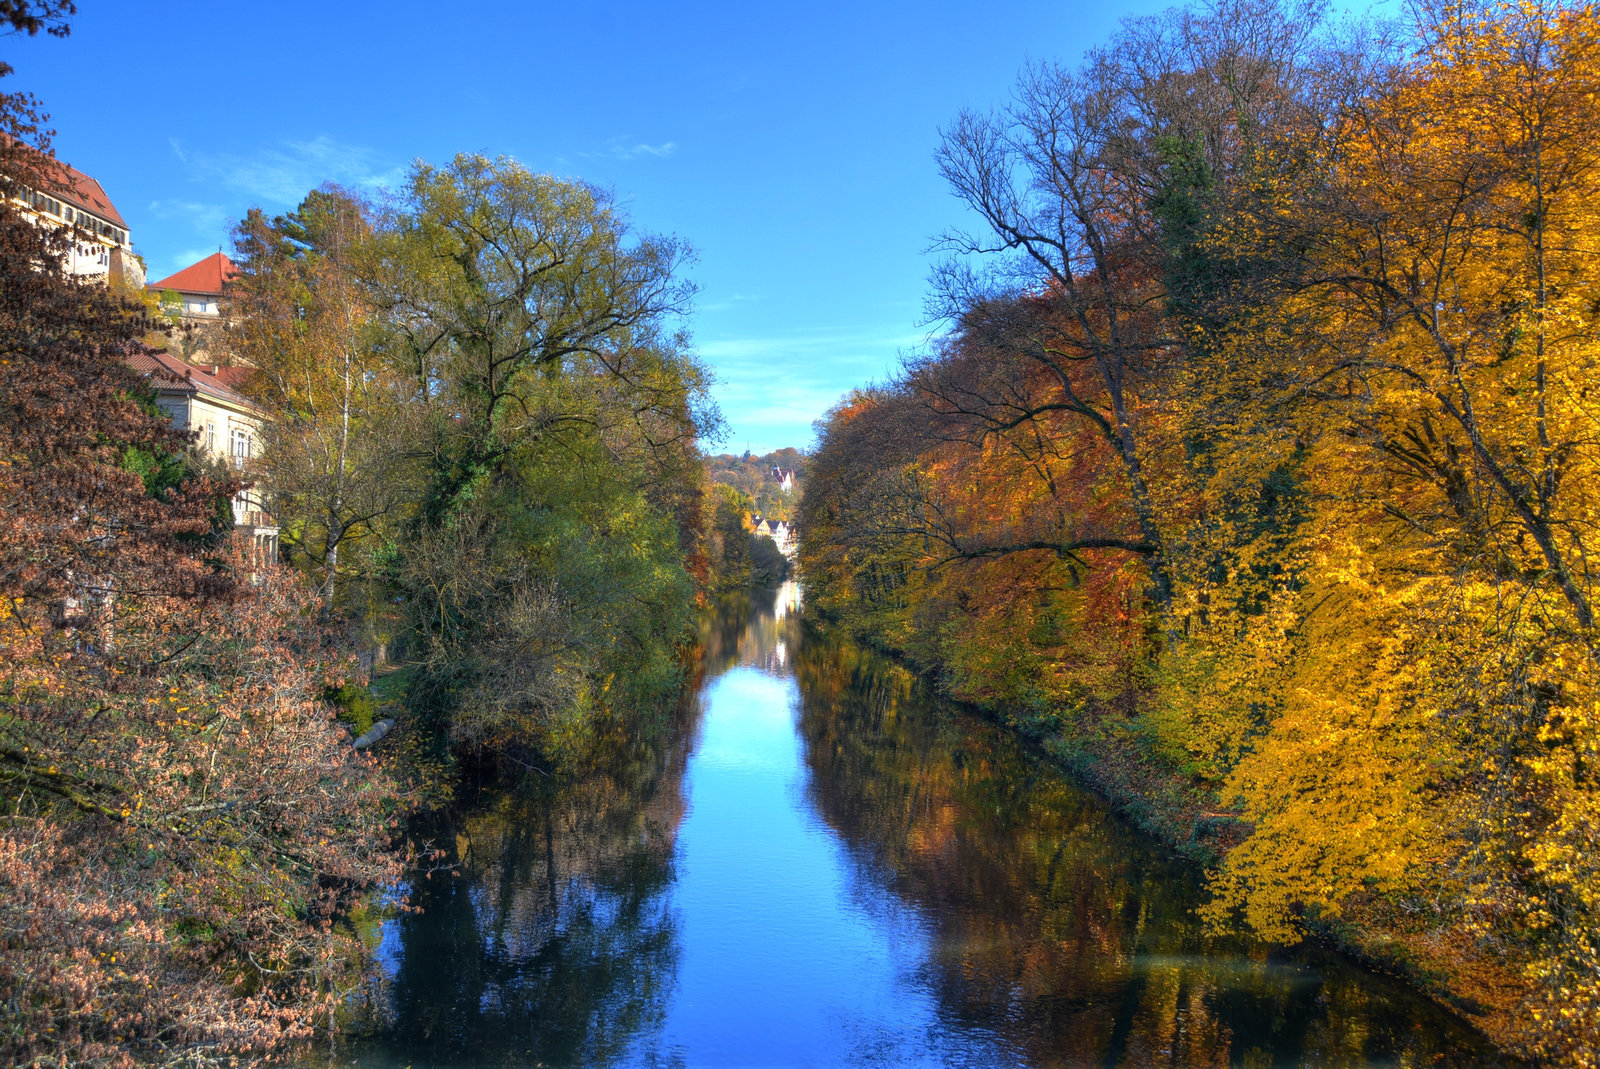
left=149, top=251, right=235, bottom=318
left=5, top=144, right=142, bottom=285
left=751, top=514, right=797, bottom=559
left=127, top=350, right=279, bottom=568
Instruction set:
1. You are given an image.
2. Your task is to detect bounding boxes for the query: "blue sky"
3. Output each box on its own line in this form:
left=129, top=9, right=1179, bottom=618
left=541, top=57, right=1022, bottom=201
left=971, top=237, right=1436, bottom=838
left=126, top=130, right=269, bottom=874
left=13, top=0, right=1180, bottom=453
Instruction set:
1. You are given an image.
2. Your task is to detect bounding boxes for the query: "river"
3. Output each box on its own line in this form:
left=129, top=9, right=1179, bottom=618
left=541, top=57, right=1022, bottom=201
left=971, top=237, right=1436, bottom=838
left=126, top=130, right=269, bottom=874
left=336, top=582, right=1503, bottom=1068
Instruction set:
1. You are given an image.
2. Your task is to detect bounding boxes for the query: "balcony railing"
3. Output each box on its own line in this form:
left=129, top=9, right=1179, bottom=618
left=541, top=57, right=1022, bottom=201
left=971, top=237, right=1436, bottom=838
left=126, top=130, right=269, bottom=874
left=237, top=509, right=275, bottom=530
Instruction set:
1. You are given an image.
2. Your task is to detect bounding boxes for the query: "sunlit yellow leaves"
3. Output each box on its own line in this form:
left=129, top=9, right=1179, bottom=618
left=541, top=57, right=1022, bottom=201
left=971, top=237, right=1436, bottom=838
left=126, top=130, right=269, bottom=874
left=803, top=1, right=1600, bottom=1059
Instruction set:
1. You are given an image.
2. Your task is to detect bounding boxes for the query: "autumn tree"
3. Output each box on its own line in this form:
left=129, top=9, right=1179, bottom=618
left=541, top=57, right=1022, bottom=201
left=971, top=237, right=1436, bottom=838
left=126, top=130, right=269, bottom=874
left=1179, top=3, right=1600, bottom=1059
left=231, top=186, right=411, bottom=609
left=0, top=21, right=404, bottom=1064
left=0, top=554, right=405, bottom=1068
left=0, top=1, right=72, bottom=36
left=804, top=0, right=1600, bottom=1058
left=800, top=0, right=1335, bottom=715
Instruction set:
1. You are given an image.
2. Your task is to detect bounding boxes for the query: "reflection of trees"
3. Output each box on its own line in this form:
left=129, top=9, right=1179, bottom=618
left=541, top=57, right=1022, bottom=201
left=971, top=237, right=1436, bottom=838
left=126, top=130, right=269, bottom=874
left=696, top=581, right=803, bottom=679
left=354, top=714, right=694, bottom=1067
left=693, top=590, right=755, bottom=679
left=356, top=589, right=796, bottom=1067
left=794, top=637, right=1502, bottom=1068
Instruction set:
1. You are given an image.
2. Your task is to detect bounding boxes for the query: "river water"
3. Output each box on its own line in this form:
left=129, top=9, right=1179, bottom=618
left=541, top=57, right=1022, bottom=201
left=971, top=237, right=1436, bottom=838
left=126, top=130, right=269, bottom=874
left=337, top=583, right=1502, bottom=1068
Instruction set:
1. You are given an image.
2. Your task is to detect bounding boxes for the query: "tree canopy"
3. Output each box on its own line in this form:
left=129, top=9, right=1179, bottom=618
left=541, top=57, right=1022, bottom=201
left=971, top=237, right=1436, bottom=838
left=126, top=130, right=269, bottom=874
left=801, top=1, right=1600, bottom=1060
left=231, top=155, right=721, bottom=759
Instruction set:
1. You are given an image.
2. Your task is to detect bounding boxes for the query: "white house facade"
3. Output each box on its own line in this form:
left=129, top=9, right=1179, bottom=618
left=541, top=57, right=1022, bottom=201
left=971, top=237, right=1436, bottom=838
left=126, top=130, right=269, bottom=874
left=128, top=350, right=279, bottom=568
left=5, top=144, right=142, bottom=285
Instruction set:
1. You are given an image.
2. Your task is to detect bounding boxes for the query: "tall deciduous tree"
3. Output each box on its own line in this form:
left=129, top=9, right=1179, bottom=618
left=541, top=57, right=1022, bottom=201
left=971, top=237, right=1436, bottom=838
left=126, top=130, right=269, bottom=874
left=368, top=155, right=717, bottom=751
left=232, top=186, right=409, bottom=608
left=804, top=1, right=1600, bottom=1059
left=930, top=0, right=1330, bottom=611
left=1204, top=4, right=1600, bottom=1057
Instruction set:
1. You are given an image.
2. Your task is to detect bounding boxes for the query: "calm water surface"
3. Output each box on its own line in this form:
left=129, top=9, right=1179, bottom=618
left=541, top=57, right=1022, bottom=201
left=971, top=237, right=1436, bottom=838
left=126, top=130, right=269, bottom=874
left=338, top=583, right=1501, bottom=1068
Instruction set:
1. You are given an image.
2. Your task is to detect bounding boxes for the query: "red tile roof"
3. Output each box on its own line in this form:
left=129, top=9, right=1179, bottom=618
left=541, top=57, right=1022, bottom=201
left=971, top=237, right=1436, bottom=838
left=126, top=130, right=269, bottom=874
left=197, top=364, right=257, bottom=391
left=3, top=137, right=130, bottom=229
left=149, top=252, right=238, bottom=296
left=54, top=160, right=127, bottom=229
left=127, top=349, right=261, bottom=412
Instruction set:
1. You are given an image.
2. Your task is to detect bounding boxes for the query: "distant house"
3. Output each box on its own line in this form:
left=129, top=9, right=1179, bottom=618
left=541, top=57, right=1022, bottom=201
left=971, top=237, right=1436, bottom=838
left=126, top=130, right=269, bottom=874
left=771, top=467, right=795, bottom=492
left=4, top=139, right=142, bottom=285
left=127, top=350, right=278, bottom=567
left=148, top=252, right=240, bottom=366
left=149, top=251, right=236, bottom=321
left=750, top=513, right=797, bottom=559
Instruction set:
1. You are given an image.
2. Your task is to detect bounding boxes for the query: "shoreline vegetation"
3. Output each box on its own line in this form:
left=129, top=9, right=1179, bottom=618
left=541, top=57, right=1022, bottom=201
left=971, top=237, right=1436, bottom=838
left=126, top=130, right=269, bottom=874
left=0, top=8, right=758, bottom=1059
left=797, top=0, right=1600, bottom=1062
left=831, top=622, right=1528, bottom=1054
left=1, top=24, right=800, bottom=1047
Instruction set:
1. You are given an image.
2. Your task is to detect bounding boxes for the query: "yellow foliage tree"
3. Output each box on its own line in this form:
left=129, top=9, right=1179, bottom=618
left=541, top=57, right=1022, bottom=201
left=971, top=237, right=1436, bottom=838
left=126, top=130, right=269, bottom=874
left=1187, top=3, right=1600, bottom=1058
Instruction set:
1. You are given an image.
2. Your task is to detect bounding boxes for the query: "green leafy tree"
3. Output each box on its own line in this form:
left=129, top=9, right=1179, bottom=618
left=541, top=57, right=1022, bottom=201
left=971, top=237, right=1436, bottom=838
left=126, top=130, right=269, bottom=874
left=368, top=154, right=717, bottom=754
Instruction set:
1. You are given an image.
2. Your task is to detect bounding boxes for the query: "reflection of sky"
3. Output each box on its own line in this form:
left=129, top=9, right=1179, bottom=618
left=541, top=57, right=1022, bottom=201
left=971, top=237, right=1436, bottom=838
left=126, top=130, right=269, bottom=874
left=630, top=659, right=992, bottom=1069
left=369, top=882, right=409, bottom=982
left=620, top=590, right=1014, bottom=1068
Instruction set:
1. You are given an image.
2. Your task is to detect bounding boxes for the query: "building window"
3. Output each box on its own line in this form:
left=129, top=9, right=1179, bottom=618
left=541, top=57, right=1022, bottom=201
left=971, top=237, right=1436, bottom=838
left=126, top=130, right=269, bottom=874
left=204, top=422, right=216, bottom=453
left=231, top=428, right=251, bottom=466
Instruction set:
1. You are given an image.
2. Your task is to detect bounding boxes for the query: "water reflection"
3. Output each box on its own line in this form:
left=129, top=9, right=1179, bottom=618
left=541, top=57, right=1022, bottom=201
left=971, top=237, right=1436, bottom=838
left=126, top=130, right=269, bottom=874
left=698, top=579, right=801, bottom=677
left=793, top=631, right=1504, bottom=1068
left=343, top=698, right=694, bottom=1067
left=339, top=585, right=1502, bottom=1068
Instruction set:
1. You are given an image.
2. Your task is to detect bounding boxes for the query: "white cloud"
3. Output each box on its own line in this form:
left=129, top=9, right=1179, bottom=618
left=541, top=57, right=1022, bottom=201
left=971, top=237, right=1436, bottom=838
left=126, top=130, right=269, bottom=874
left=188, top=135, right=406, bottom=207
left=699, top=292, right=767, bottom=313
left=140, top=202, right=234, bottom=273
left=698, top=325, right=928, bottom=451
left=582, top=135, right=677, bottom=162
left=697, top=325, right=925, bottom=367
left=147, top=198, right=230, bottom=234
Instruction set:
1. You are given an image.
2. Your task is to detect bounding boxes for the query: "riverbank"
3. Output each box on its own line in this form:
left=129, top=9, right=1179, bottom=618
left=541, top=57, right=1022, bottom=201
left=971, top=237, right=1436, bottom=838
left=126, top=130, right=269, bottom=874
left=813, top=616, right=1534, bottom=1063
left=1058, top=726, right=1533, bottom=1061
